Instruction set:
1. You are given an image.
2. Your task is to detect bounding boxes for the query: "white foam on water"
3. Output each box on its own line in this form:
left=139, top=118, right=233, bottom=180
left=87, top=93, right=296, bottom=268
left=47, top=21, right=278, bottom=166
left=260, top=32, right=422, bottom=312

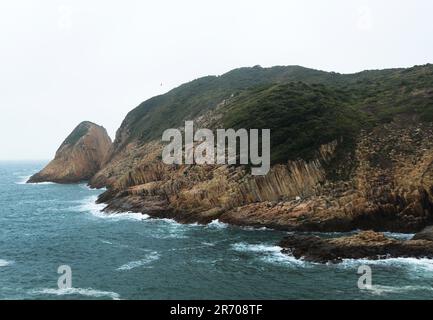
left=29, top=287, right=120, bottom=300
left=363, top=284, right=433, bottom=296
left=72, top=196, right=150, bottom=221
left=0, top=259, right=14, bottom=267
left=241, top=226, right=269, bottom=231
left=79, top=184, right=107, bottom=192
left=17, top=175, right=55, bottom=185
left=232, top=243, right=281, bottom=253
left=231, top=242, right=307, bottom=266
left=117, top=252, right=160, bottom=271
left=202, top=242, right=216, bottom=246
left=383, top=232, right=414, bottom=240
left=207, top=219, right=228, bottom=229
left=157, top=217, right=196, bottom=226
left=93, top=210, right=150, bottom=221
left=340, top=257, right=433, bottom=273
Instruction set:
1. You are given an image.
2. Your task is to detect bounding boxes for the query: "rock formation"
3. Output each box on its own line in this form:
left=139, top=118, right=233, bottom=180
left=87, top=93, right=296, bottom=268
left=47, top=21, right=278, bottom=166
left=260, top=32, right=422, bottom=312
left=93, top=116, right=433, bottom=234
left=28, top=121, right=112, bottom=184
left=28, top=64, right=433, bottom=261
left=279, top=231, right=433, bottom=263
left=85, top=65, right=433, bottom=236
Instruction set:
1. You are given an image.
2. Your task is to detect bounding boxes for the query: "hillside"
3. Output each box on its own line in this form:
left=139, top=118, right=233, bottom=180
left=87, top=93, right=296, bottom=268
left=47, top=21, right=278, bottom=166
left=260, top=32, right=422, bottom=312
left=79, top=64, right=433, bottom=233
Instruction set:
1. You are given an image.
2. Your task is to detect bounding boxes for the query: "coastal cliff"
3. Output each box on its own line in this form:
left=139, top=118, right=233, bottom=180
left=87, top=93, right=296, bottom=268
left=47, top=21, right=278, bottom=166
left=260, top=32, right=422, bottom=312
left=34, top=65, right=433, bottom=237
left=87, top=65, right=433, bottom=235
left=93, top=117, right=433, bottom=233
left=28, top=121, right=112, bottom=184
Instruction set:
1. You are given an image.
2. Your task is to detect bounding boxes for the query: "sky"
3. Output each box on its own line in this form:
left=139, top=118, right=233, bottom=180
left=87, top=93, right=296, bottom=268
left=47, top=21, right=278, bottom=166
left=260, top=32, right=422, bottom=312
left=0, top=0, right=432, bottom=160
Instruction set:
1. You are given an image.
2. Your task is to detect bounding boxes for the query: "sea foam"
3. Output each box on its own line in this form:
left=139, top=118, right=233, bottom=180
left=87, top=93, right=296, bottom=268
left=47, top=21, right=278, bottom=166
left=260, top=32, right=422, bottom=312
left=340, top=257, right=433, bottom=273
left=117, top=252, right=160, bottom=271
left=363, top=284, right=433, bottom=296
left=206, top=219, right=228, bottom=229
left=29, top=287, right=120, bottom=300
left=0, top=259, right=14, bottom=267
left=231, top=242, right=307, bottom=266
left=73, top=196, right=149, bottom=221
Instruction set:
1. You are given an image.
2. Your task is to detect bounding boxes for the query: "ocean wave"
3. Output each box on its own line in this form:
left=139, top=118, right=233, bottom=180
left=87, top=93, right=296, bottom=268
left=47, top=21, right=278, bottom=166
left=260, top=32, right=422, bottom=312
left=206, top=219, right=228, bottom=229
left=79, top=184, right=107, bottom=191
left=202, top=242, right=216, bottom=246
left=382, top=232, right=414, bottom=240
left=29, top=287, right=120, bottom=300
left=117, top=252, right=160, bottom=271
left=16, top=174, right=55, bottom=185
left=240, top=226, right=269, bottom=231
left=340, top=257, right=433, bottom=273
left=231, top=242, right=307, bottom=266
left=72, top=196, right=150, bottom=221
left=363, top=284, right=433, bottom=296
left=0, top=259, right=14, bottom=267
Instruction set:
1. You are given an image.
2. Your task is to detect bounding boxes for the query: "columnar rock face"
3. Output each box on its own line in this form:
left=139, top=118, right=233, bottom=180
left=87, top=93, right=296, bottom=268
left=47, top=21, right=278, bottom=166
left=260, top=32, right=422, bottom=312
left=93, top=116, right=433, bottom=233
left=28, top=121, right=112, bottom=184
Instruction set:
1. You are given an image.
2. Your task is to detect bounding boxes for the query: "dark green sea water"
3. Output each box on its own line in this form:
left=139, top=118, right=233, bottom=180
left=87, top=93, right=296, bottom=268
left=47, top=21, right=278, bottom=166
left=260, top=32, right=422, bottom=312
left=1, top=161, right=433, bottom=300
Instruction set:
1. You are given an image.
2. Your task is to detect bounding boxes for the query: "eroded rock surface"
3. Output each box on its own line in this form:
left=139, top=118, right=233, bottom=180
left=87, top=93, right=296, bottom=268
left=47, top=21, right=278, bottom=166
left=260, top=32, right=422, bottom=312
left=95, top=118, right=433, bottom=233
left=28, top=121, right=112, bottom=184
left=280, top=231, right=433, bottom=263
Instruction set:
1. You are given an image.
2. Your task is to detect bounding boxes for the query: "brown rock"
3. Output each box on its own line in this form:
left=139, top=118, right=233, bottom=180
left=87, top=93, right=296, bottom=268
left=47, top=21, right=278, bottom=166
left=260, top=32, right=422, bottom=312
left=28, top=121, right=112, bottom=184
left=280, top=231, right=433, bottom=263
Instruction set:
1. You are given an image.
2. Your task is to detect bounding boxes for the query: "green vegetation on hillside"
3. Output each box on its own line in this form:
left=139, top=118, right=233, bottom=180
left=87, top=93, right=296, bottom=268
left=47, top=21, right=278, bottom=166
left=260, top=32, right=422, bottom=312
left=114, top=64, right=433, bottom=165
left=117, top=65, right=334, bottom=147
left=222, top=82, right=366, bottom=163
left=61, top=121, right=92, bottom=146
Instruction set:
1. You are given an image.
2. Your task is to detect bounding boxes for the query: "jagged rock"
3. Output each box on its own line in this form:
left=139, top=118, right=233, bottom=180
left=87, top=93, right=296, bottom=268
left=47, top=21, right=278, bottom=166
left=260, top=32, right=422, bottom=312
left=28, top=121, right=112, bottom=184
left=280, top=231, right=433, bottom=263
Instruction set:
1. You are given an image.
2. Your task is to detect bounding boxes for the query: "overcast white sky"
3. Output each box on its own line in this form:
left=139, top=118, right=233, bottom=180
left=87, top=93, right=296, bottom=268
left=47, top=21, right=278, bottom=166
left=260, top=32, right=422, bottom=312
left=0, top=0, right=432, bottom=160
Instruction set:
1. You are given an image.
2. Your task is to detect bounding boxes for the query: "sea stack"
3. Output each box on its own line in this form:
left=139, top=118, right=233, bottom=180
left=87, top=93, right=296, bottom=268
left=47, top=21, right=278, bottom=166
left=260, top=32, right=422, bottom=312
left=28, top=121, right=112, bottom=184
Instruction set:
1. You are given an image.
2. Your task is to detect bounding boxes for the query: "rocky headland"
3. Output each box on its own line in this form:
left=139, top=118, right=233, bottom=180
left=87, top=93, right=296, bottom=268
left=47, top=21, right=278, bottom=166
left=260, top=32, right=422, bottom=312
left=31, top=65, right=433, bottom=263
left=28, top=121, right=112, bottom=184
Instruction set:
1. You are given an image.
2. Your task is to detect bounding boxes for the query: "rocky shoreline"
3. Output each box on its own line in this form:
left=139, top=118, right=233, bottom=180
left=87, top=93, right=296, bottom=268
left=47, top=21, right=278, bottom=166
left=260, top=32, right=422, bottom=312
left=27, top=65, right=433, bottom=265
left=97, top=189, right=433, bottom=264
left=279, top=229, right=433, bottom=263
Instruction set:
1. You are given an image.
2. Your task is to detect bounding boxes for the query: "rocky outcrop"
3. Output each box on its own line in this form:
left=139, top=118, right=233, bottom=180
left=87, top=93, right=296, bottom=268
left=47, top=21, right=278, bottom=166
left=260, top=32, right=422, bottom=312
left=28, top=121, right=112, bottom=184
left=95, top=117, right=433, bottom=233
left=83, top=65, right=433, bottom=236
left=280, top=231, right=433, bottom=263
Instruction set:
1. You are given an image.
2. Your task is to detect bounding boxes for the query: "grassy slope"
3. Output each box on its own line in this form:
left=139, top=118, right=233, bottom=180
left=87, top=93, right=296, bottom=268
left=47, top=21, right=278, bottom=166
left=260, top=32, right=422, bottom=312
left=222, top=82, right=365, bottom=163
left=112, top=64, right=433, bottom=165
left=61, top=121, right=93, bottom=147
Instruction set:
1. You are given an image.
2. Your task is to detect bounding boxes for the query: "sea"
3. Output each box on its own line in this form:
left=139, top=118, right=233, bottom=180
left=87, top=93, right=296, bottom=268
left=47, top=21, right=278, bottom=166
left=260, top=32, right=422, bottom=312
left=1, top=161, right=433, bottom=300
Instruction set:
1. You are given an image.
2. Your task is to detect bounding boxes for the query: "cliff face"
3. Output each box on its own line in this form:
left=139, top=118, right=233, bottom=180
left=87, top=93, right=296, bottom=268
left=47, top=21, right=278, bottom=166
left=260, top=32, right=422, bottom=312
left=93, top=117, right=433, bottom=233
left=88, top=65, right=433, bottom=233
left=220, top=117, right=433, bottom=232
left=28, top=121, right=112, bottom=184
